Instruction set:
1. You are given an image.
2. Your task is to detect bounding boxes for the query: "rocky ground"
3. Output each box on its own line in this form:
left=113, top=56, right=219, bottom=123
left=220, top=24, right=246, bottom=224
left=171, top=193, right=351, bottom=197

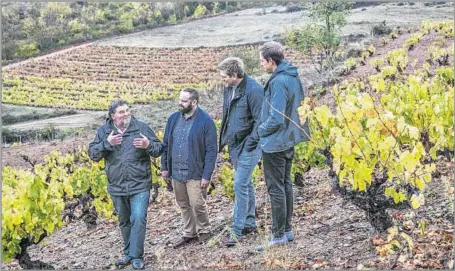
left=3, top=157, right=452, bottom=270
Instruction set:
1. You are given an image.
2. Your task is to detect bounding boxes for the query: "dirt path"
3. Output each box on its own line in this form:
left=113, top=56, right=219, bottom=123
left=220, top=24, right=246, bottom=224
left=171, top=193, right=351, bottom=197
left=1, top=4, right=454, bottom=269
left=3, top=112, right=105, bottom=131
left=4, top=3, right=453, bottom=72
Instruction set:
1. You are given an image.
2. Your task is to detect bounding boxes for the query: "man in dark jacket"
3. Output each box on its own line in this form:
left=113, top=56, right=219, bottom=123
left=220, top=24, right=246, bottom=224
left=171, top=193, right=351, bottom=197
left=161, top=88, right=217, bottom=249
left=256, top=41, right=310, bottom=250
left=88, top=100, right=163, bottom=269
left=217, top=57, right=263, bottom=246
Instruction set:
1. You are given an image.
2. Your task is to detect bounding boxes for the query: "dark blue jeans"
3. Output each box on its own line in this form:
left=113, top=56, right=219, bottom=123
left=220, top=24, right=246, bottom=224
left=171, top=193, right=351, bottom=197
left=110, top=190, right=150, bottom=259
left=230, top=147, right=261, bottom=237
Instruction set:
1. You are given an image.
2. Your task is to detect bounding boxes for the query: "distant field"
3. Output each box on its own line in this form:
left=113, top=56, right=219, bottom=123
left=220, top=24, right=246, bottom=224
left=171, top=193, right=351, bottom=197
left=2, top=2, right=453, bottom=111
left=95, top=3, right=454, bottom=48
left=2, top=44, right=307, bottom=110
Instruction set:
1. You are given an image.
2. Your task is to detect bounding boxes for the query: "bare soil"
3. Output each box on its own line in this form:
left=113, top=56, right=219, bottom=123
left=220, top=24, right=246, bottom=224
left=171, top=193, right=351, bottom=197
left=4, top=159, right=451, bottom=270
left=1, top=43, right=94, bottom=72
left=23, top=168, right=380, bottom=270
left=95, top=3, right=454, bottom=48
left=1, top=134, right=93, bottom=169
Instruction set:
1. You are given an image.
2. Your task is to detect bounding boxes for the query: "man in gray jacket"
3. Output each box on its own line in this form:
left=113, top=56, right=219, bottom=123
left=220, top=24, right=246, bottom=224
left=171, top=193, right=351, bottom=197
left=88, top=100, right=163, bottom=269
left=257, top=41, right=310, bottom=250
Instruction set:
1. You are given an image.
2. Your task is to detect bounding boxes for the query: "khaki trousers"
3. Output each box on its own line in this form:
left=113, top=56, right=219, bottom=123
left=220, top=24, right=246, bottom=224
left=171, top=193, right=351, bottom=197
left=173, top=179, right=211, bottom=237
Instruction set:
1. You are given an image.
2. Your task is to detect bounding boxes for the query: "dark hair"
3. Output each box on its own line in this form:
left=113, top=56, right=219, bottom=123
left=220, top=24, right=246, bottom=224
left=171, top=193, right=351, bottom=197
left=218, top=57, right=245, bottom=78
left=108, top=99, right=128, bottom=118
left=181, top=87, right=199, bottom=103
left=259, top=41, right=285, bottom=66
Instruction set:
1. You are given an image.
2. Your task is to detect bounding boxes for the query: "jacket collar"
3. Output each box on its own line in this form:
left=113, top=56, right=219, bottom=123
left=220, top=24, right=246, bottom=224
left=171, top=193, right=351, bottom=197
left=264, top=61, right=290, bottom=90
left=236, top=74, right=248, bottom=97
left=226, top=74, right=248, bottom=100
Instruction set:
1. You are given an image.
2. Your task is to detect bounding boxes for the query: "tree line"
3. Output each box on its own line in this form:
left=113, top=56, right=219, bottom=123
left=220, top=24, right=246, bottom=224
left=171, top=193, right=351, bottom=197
left=2, top=2, right=257, bottom=63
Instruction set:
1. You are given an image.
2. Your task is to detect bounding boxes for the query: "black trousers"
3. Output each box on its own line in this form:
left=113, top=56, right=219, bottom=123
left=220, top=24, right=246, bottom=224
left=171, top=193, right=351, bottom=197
left=262, top=147, right=294, bottom=238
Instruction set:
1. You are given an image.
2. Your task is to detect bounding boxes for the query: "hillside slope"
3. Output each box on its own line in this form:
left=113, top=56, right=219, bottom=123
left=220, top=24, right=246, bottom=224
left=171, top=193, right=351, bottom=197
left=3, top=19, right=454, bottom=270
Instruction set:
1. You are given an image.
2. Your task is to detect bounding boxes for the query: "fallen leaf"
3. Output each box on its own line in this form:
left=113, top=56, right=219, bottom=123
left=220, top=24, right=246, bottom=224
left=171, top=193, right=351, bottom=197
left=371, top=237, right=386, bottom=246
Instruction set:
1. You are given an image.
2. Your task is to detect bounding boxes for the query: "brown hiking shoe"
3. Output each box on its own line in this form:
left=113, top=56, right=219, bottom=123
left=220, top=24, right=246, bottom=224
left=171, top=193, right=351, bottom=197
left=173, top=236, right=198, bottom=249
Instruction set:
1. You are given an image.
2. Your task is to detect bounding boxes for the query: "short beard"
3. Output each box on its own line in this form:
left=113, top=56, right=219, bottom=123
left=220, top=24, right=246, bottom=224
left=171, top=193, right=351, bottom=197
left=179, top=106, right=193, bottom=114
left=123, top=116, right=131, bottom=127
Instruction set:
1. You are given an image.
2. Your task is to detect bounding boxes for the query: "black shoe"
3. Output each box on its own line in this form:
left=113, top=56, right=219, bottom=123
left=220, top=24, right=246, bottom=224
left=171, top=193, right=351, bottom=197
left=131, top=259, right=145, bottom=270
left=242, top=226, right=257, bottom=235
left=115, top=256, right=131, bottom=267
left=173, top=236, right=198, bottom=249
left=223, top=234, right=242, bottom=247
left=198, top=232, right=212, bottom=244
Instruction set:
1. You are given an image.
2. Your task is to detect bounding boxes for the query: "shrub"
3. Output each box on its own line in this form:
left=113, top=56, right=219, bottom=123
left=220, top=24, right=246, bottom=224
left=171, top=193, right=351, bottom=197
left=220, top=46, right=261, bottom=76
left=286, top=3, right=303, bottom=13
left=371, top=21, right=392, bottom=36
left=14, top=41, right=40, bottom=58
left=193, top=4, right=208, bottom=18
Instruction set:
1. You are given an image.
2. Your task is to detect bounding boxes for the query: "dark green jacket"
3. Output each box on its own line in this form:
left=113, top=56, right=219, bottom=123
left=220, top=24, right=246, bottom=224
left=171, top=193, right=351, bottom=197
left=88, top=117, right=163, bottom=196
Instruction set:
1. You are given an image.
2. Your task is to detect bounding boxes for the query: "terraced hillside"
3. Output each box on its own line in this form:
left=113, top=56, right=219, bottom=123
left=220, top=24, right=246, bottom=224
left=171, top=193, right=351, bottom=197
left=2, top=44, right=307, bottom=110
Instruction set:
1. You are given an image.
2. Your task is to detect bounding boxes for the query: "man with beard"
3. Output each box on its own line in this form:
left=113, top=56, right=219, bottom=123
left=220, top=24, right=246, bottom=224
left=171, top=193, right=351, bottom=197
left=161, top=88, right=217, bottom=248
left=217, top=57, right=263, bottom=247
left=88, top=99, right=163, bottom=269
